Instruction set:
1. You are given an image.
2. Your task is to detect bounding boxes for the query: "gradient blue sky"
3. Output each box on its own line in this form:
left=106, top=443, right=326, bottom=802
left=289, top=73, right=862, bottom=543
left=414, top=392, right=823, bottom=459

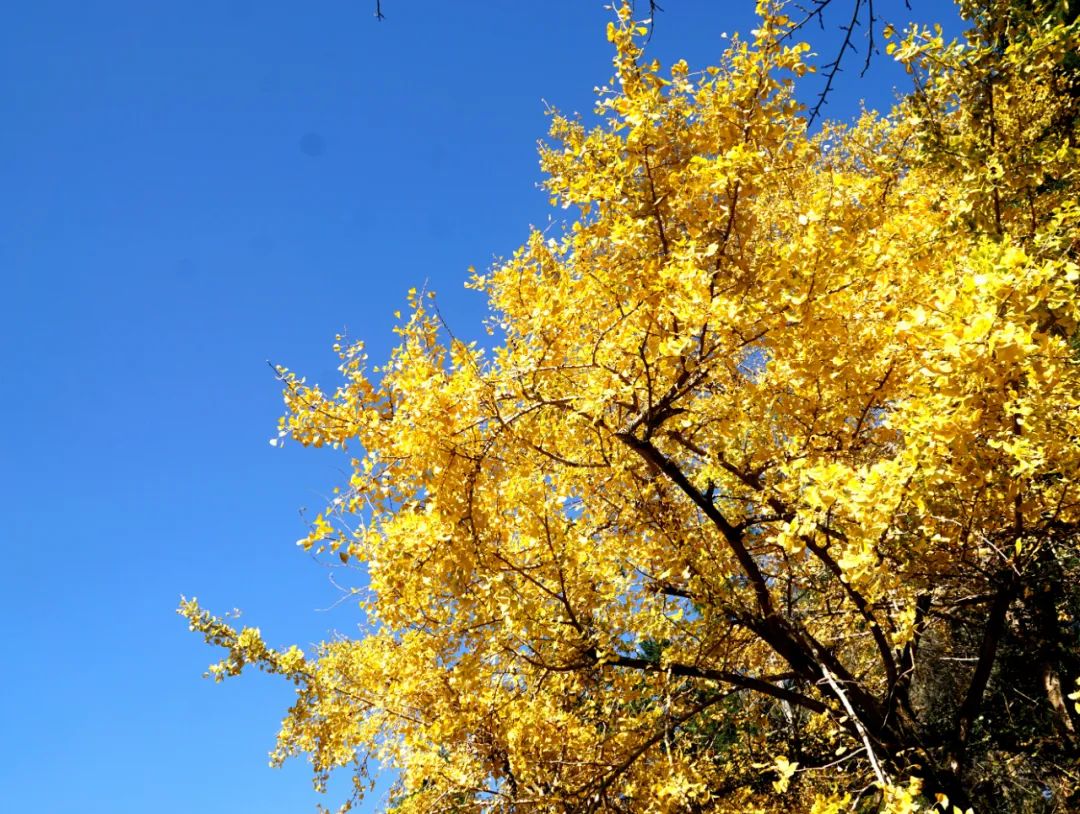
left=1, top=1, right=960, bottom=811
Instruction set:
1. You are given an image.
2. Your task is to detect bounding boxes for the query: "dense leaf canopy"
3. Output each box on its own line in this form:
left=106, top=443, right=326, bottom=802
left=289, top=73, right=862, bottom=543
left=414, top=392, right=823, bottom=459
left=183, top=2, right=1080, bottom=811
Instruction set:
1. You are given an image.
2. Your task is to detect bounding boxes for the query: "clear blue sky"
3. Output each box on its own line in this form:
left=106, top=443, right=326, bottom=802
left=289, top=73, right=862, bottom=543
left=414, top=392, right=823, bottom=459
left=1, top=1, right=960, bottom=811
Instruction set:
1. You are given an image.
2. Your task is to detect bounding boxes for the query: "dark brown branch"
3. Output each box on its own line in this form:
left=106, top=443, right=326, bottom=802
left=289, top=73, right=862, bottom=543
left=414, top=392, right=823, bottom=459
left=615, top=431, right=775, bottom=616
left=577, top=688, right=721, bottom=803
left=795, top=0, right=879, bottom=127
left=609, top=655, right=829, bottom=714
left=713, top=452, right=898, bottom=690
left=614, top=433, right=889, bottom=731
left=648, top=583, right=694, bottom=600
left=707, top=179, right=742, bottom=301
left=641, top=146, right=670, bottom=255
left=952, top=574, right=1016, bottom=766
left=895, top=592, right=932, bottom=707
left=849, top=360, right=895, bottom=446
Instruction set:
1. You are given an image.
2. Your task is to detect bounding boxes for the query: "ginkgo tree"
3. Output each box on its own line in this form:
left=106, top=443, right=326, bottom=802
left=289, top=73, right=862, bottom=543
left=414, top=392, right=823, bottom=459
left=182, top=1, right=1080, bottom=811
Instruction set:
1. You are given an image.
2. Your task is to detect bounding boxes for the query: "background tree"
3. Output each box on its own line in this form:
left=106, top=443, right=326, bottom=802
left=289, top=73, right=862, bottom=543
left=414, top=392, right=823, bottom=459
left=183, top=2, right=1080, bottom=810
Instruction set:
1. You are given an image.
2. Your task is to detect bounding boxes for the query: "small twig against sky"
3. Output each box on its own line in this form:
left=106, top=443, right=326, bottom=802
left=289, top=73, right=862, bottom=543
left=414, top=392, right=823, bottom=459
left=788, top=0, right=911, bottom=126
left=371, top=0, right=664, bottom=36
left=804, top=0, right=870, bottom=126
left=645, top=0, right=664, bottom=42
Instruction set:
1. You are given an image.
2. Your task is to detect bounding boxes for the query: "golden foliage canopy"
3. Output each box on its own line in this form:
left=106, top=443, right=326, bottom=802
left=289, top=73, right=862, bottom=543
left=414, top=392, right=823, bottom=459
left=183, top=2, right=1080, bottom=811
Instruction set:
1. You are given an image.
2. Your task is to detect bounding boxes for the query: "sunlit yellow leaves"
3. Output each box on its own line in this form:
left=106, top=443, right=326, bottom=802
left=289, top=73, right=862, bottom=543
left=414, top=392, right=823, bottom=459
left=183, top=2, right=1080, bottom=812
left=880, top=777, right=925, bottom=814
left=809, top=794, right=853, bottom=814
left=772, top=755, right=799, bottom=793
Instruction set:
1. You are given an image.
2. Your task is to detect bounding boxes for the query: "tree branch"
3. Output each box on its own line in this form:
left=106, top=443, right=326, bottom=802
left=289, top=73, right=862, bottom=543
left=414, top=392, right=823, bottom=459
left=615, top=431, right=775, bottom=616
left=952, top=574, right=1016, bottom=766
left=610, top=654, right=829, bottom=714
